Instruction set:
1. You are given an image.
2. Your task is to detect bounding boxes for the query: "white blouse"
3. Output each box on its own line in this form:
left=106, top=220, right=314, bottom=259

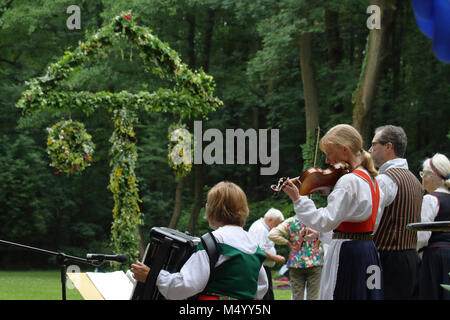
left=417, top=188, right=449, bottom=250
left=156, top=225, right=268, bottom=300
left=293, top=169, right=388, bottom=236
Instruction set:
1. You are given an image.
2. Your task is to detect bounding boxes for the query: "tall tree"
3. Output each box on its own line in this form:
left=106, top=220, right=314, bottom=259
left=299, top=32, right=320, bottom=142
left=324, top=6, right=344, bottom=115
left=352, top=0, right=398, bottom=143
left=187, top=6, right=216, bottom=235
left=168, top=3, right=197, bottom=230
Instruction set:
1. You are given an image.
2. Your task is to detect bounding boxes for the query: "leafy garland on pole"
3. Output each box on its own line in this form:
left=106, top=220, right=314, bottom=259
left=109, top=107, right=141, bottom=259
left=16, top=13, right=223, bottom=266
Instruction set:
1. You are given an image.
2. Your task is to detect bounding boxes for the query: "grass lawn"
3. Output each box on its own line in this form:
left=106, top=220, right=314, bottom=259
left=272, top=270, right=292, bottom=300
left=274, top=289, right=291, bottom=300
left=0, top=270, right=83, bottom=300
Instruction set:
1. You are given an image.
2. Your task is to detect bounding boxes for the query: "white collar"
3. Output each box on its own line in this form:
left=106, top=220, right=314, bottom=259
left=259, top=218, right=270, bottom=231
left=378, top=158, right=409, bottom=174
left=434, top=187, right=450, bottom=194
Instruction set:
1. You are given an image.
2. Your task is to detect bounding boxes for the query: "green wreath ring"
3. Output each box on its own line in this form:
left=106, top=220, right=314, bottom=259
left=46, top=119, right=95, bottom=175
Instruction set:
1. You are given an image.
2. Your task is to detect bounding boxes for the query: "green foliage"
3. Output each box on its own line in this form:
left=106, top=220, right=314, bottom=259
left=246, top=197, right=294, bottom=229
left=16, top=13, right=222, bottom=118
left=0, top=130, right=110, bottom=267
left=0, top=134, right=53, bottom=242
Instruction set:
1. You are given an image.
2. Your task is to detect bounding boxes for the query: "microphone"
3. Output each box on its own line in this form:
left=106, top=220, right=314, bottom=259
left=86, top=253, right=128, bottom=264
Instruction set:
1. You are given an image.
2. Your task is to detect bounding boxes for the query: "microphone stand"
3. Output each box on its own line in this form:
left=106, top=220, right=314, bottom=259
left=0, top=239, right=104, bottom=300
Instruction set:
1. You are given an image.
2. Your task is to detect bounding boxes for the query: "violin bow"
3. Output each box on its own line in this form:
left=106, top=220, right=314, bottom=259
left=309, top=126, right=321, bottom=199
left=313, top=126, right=320, bottom=168
left=312, top=126, right=322, bottom=248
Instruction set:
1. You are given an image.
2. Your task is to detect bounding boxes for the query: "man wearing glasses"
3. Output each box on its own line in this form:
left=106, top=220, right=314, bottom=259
left=369, top=125, right=423, bottom=300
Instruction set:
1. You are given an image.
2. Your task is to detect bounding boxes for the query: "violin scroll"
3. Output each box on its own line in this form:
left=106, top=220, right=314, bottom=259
left=271, top=161, right=350, bottom=196
left=270, top=177, right=301, bottom=193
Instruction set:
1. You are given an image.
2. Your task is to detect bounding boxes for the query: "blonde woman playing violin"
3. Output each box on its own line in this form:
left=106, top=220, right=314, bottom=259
left=279, top=124, right=390, bottom=300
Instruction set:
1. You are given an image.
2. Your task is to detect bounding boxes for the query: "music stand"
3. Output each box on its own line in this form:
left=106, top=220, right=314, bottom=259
left=0, top=239, right=105, bottom=300
left=406, top=221, right=450, bottom=232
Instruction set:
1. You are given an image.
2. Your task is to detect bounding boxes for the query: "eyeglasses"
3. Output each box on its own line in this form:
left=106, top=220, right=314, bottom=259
left=370, top=141, right=384, bottom=148
left=419, top=171, right=431, bottom=178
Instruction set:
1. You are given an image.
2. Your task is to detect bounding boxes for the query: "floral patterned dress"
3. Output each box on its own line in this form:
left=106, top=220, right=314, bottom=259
left=271, top=216, right=324, bottom=269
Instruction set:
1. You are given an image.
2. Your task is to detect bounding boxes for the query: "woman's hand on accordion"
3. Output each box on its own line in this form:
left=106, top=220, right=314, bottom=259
left=130, top=261, right=150, bottom=283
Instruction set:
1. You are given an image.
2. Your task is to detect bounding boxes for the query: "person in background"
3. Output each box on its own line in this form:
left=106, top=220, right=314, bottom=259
left=131, top=181, right=268, bottom=300
left=269, top=215, right=324, bottom=300
left=369, top=125, right=423, bottom=300
left=417, top=153, right=450, bottom=300
left=248, top=208, right=286, bottom=300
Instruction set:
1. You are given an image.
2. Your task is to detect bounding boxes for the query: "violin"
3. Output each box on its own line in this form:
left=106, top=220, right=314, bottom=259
left=270, top=161, right=350, bottom=196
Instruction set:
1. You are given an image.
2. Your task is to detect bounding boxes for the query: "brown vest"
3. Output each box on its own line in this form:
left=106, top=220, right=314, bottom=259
left=374, top=168, right=423, bottom=251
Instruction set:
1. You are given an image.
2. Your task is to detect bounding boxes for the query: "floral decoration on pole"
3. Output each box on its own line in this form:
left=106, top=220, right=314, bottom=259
left=46, top=119, right=95, bottom=175
left=168, top=123, right=193, bottom=178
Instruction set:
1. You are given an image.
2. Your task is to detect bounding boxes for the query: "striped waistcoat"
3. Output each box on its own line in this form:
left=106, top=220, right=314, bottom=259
left=374, top=168, right=423, bottom=251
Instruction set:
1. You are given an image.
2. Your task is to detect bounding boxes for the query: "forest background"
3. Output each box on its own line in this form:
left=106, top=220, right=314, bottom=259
left=0, top=0, right=449, bottom=268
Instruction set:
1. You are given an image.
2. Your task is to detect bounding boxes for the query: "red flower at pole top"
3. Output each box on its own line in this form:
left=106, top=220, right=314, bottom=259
left=124, top=14, right=132, bottom=20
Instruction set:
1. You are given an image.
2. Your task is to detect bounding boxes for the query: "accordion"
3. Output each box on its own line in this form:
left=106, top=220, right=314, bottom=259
left=131, top=227, right=200, bottom=300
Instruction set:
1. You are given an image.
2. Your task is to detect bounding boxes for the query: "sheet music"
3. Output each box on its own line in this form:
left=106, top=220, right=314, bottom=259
left=86, top=271, right=134, bottom=300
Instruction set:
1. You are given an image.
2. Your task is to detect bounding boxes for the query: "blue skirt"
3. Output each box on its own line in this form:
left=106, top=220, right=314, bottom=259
left=333, top=240, right=384, bottom=300
left=419, top=242, right=450, bottom=300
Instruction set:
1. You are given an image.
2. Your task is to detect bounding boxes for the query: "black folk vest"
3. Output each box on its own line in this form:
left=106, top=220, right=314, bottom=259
left=428, top=191, right=450, bottom=244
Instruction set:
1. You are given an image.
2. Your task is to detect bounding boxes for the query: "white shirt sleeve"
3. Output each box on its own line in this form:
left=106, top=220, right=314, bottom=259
left=417, top=194, right=440, bottom=250
left=293, top=173, right=374, bottom=233
left=255, top=265, right=269, bottom=299
left=248, top=220, right=273, bottom=252
left=156, top=250, right=211, bottom=300
left=373, top=174, right=397, bottom=232
left=375, top=174, right=398, bottom=207
left=248, top=221, right=276, bottom=269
